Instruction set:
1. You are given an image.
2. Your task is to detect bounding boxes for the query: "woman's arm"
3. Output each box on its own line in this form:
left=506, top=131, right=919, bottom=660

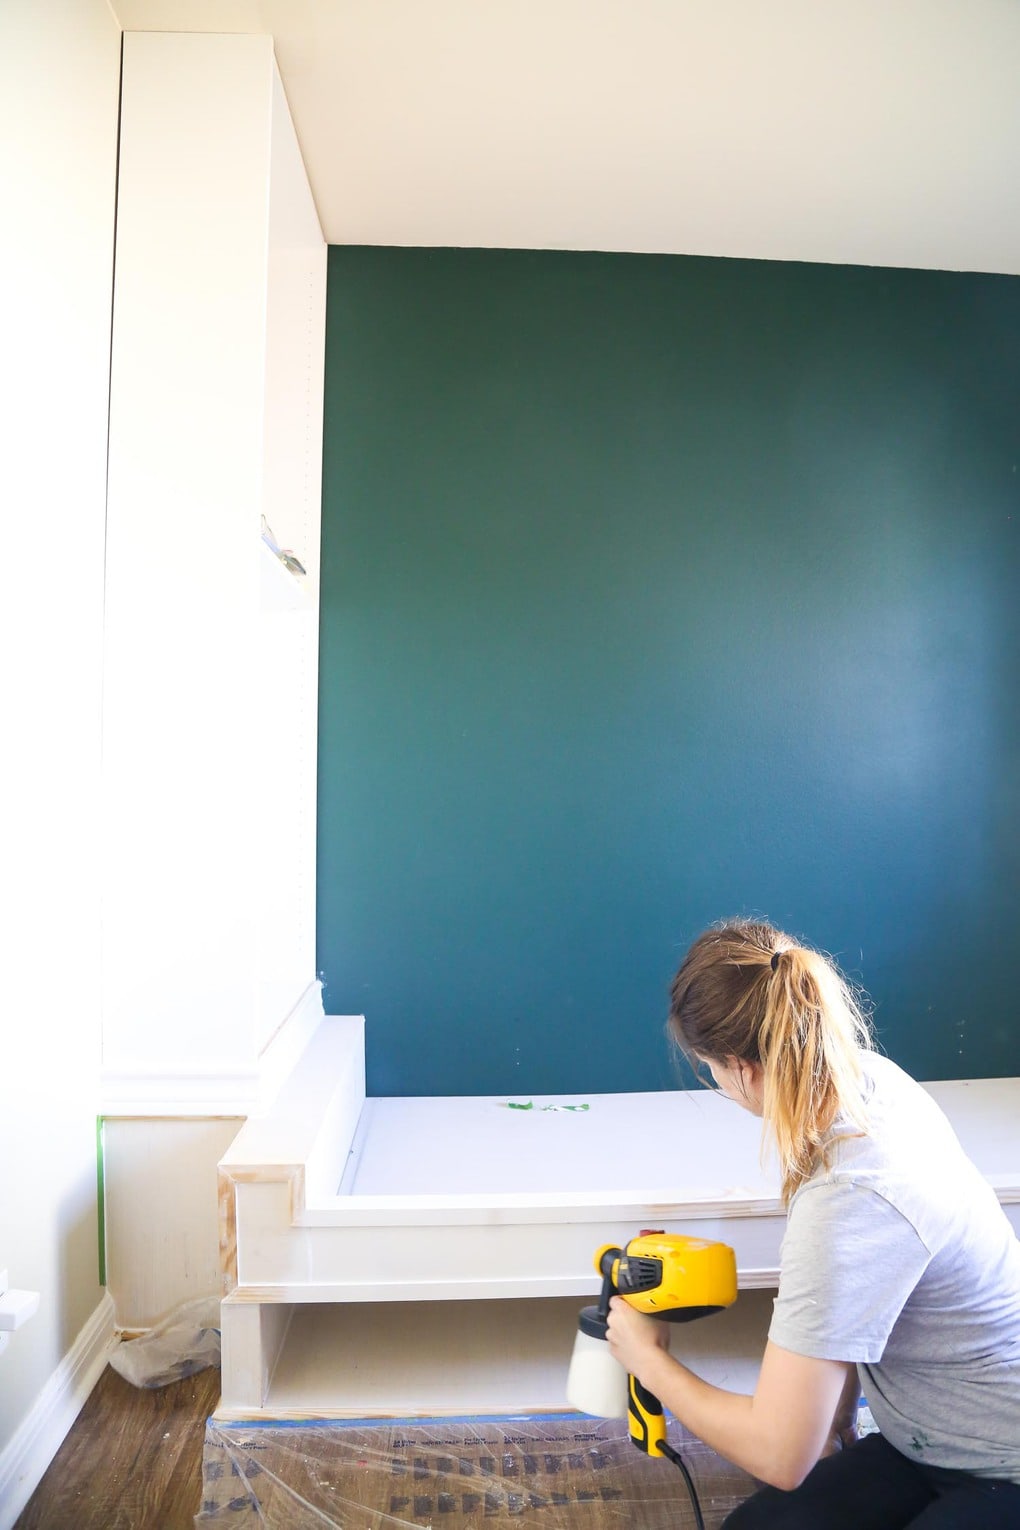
left=606, top=1297, right=853, bottom=1491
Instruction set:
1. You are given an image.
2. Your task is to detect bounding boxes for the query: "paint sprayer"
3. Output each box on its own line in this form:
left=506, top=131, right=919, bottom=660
left=567, top=1231, right=738, bottom=1530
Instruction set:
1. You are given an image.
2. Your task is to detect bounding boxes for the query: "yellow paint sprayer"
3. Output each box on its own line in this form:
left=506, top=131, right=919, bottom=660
left=566, top=1231, right=738, bottom=1530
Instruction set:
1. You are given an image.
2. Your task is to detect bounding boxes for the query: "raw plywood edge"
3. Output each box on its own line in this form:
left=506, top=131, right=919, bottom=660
left=220, top=1295, right=296, bottom=1412
left=219, top=1164, right=305, bottom=1296
left=218, top=1166, right=239, bottom=1295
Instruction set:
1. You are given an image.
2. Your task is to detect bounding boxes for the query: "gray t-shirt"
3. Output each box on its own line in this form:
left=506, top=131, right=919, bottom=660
left=769, top=1051, right=1020, bottom=1484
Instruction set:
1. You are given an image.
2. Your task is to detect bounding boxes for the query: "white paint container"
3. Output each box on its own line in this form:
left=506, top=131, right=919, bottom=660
left=566, top=1306, right=629, bottom=1418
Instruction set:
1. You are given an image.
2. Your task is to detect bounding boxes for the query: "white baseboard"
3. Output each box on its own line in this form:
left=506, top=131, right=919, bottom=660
left=0, top=1292, right=118, bottom=1530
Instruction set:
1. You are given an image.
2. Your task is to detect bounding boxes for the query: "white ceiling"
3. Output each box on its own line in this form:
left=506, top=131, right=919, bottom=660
left=113, top=0, right=1020, bottom=273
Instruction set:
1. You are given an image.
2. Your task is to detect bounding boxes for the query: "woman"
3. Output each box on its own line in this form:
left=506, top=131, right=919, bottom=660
left=605, top=919, right=1020, bottom=1527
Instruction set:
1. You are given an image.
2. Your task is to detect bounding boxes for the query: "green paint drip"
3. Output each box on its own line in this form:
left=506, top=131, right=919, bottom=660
left=502, top=1102, right=590, bottom=1112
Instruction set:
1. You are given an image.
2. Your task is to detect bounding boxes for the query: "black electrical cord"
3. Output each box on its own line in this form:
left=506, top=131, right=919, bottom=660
left=659, top=1440, right=706, bottom=1530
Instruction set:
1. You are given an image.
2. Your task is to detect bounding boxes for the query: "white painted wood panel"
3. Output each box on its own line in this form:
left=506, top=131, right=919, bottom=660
left=255, top=62, right=326, bottom=1057
left=342, top=1092, right=771, bottom=1199
left=218, top=1290, right=773, bottom=1420
left=103, top=32, right=271, bottom=1074
left=102, top=33, right=325, bottom=1111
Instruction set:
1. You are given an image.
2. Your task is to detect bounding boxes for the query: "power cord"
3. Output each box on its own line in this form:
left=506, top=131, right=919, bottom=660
left=659, top=1440, right=706, bottom=1530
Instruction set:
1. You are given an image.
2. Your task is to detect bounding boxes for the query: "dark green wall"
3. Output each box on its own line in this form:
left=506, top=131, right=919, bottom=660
left=317, top=247, right=1019, bottom=1097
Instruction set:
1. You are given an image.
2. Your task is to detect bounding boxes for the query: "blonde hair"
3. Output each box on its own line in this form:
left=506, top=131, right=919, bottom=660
left=668, top=919, right=873, bottom=1204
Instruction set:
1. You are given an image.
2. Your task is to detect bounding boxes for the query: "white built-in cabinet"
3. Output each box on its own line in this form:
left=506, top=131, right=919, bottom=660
left=100, top=34, right=326, bottom=1323
left=102, top=33, right=326, bottom=1118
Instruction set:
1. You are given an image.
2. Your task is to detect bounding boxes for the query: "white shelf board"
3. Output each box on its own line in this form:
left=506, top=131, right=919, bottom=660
left=339, top=1090, right=773, bottom=1201
left=218, top=1291, right=772, bottom=1422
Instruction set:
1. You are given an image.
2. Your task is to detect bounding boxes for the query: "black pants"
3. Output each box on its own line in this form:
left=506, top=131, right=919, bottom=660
left=722, top=1433, right=1020, bottom=1528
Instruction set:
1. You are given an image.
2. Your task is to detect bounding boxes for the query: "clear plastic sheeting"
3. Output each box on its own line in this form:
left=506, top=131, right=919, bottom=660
left=195, top=1413, right=758, bottom=1528
left=110, top=1296, right=221, bottom=1388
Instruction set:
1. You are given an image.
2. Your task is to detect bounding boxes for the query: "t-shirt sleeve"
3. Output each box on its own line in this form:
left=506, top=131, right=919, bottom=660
left=768, top=1178, right=932, bottom=1363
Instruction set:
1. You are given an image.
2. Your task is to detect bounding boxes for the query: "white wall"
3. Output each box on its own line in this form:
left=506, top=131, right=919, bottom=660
left=0, top=0, right=121, bottom=1519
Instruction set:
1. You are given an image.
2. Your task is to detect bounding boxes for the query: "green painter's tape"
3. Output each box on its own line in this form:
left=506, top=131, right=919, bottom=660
left=96, top=1117, right=106, bottom=1287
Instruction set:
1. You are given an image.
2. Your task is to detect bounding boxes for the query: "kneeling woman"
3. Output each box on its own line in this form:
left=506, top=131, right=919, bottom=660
left=606, top=919, right=1020, bottom=1528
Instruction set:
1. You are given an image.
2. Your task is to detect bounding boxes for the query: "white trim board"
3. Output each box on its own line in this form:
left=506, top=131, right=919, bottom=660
left=0, top=1293, right=117, bottom=1530
left=100, top=980, right=324, bottom=1116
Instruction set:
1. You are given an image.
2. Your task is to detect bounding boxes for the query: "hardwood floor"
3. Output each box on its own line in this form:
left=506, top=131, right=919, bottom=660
left=14, top=1364, right=221, bottom=1530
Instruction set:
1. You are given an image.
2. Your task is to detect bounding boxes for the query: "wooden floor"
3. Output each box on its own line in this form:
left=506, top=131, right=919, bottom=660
left=14, top=1364, right=221, bottom=1530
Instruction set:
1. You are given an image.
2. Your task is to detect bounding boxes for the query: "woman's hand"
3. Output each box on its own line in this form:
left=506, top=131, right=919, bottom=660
left=819, top=1366, right=862, bottom=1457
left=819, top=1417, right=859, bottom=1457
left=818, top=1372, right=861, bottom=1457
left=604, top=1296, right=672, bottom=1385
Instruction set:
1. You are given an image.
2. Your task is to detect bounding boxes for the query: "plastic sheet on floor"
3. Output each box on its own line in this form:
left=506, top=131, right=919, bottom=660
left=196, top=1412, right=758, bottom=1528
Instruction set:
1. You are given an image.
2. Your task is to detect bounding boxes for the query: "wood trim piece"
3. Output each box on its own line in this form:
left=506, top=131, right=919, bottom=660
left=217, top=1169, right=239, bottom=1297
left=0, top=1294, right=117, bottom=1524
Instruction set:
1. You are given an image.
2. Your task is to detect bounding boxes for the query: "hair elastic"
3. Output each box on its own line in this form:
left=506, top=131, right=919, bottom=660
left=770, top=950, right=781, bottom=971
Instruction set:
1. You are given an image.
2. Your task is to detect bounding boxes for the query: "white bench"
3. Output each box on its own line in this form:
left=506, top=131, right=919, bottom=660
left=217, top=1016, right=1020, bottom=1420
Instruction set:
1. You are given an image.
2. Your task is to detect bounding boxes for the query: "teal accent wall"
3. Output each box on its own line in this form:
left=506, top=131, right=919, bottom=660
left=318, top=247, right=1019, bottom=1097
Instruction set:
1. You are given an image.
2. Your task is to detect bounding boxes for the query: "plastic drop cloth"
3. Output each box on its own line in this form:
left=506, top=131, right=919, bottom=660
left=110, top=1295, right=221, bottom=1388
left=195, top=1413, right=759, bottom=1528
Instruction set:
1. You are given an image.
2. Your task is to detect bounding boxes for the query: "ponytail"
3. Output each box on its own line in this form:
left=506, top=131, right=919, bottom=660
left=760, top=945, right=871, bottom=1200
left=669, top=921, right=873, bottom=1203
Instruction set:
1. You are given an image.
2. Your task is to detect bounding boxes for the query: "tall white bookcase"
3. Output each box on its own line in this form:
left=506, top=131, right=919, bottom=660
left=101, top=32, right=327, bottom=1321
left=103, top=32, right=326, bottom=1115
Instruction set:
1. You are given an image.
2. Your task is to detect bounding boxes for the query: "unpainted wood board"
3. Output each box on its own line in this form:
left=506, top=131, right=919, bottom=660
left=104, top=1117, right=242, bottom=1327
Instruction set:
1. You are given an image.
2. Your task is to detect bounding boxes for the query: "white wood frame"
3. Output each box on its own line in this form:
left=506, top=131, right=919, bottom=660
left=217, top=1019, right=1020, bottom=1417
